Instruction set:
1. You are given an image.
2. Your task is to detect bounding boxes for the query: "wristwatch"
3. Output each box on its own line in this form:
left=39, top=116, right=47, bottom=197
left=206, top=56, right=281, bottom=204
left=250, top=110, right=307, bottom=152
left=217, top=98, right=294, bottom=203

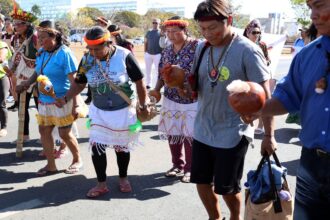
left=139, top=103, right=147, bottom=110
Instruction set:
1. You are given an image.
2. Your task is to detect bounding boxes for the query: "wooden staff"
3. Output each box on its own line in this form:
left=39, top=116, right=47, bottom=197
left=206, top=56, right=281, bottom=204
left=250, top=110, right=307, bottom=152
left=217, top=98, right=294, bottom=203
left=16, top=90, right=26, bottom=157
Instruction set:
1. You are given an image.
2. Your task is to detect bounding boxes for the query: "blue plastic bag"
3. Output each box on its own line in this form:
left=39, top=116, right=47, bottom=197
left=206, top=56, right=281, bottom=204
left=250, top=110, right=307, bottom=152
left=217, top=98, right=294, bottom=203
left=245, top=156, right=287, bottom=204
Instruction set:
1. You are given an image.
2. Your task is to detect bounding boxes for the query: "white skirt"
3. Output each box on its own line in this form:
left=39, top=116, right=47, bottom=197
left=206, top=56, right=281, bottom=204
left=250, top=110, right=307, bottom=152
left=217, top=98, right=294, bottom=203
left=88, top=103, right=140, bottom=154
left=158, top=97, right=197, bottom=144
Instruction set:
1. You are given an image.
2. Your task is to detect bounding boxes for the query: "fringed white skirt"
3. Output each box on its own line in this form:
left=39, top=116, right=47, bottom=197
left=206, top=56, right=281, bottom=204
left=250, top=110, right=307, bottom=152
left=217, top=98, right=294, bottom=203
left=158, top=97, right=197, bottom=144
left=88, top=103, right=140, bottom=155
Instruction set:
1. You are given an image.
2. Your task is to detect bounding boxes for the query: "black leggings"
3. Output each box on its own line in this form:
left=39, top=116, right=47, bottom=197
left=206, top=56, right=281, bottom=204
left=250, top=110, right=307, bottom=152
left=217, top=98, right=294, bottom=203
left=17, top=91, right=38, bottom=135
left=0, top=76, right=9, bottom=129
left=91, top=146, right=130, bottom=182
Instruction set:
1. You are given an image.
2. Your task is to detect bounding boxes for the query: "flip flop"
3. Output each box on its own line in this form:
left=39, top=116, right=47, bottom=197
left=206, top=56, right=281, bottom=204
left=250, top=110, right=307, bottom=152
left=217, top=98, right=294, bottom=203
left=165, top=167, right=183, bottom=177
left=119, top=181, right=132, bottom=193
left=64, top=162, right=83, bottom=174
left=181, top=172, right=191, bottom=183
left=36, top=167, right=58, bottom=177
left=86, top=187, right=109, bottom=198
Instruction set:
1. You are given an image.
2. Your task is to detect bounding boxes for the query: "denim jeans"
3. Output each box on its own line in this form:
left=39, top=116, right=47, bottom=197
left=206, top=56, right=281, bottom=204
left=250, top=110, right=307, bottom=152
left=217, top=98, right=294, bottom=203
left=294, top=148, right=330, bottom=220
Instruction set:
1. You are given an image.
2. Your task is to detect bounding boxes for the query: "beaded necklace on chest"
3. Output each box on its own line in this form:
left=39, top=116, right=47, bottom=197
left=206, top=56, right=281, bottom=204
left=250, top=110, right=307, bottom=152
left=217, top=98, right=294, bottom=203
left=206, top=34, right=236, bottom=92
left=94, top=52, right=111, bottom=95
left=173, top=39, right=188, bottom=61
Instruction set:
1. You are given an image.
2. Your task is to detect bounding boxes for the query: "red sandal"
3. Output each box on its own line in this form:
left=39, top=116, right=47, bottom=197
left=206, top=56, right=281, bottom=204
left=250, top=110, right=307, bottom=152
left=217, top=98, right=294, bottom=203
left=86, top=186, right=109, bottom=198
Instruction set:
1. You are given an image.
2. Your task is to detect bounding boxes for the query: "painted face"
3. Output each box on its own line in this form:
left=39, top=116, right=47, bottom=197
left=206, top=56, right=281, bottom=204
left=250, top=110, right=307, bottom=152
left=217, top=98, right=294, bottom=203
left=86, top=43, right=109, bottom=60
left=198, top=19, right=230, bottom=46
left=165, top=26, right=185, bottom=45
left=4, top=20, right=13, bottom=32
left=308, top=0, right=330, bottom=36
left=37, top=31, right=57, bottom=52
left=247, top=27, right=261, bottom=43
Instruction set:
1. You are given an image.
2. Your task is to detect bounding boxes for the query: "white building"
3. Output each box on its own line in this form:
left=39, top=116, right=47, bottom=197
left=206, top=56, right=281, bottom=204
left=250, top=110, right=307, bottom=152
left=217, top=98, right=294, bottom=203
left=86, top=0, right=143, bottom=14
left=17, top=0, right=77, bottom=20
left=18, top=0, right=197, bottom=20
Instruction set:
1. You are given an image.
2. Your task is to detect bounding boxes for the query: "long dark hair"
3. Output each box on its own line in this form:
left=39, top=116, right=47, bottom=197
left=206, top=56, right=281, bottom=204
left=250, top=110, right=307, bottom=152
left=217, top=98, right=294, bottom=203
left=107, top=24, right=133, bottom=49
left=107, top=25, right=126, bottom=46
left=38, top=20, right=70, bottom=47
left=85, top=26, right=110, bottom=43
left=25, top=23, right=35, bottom=39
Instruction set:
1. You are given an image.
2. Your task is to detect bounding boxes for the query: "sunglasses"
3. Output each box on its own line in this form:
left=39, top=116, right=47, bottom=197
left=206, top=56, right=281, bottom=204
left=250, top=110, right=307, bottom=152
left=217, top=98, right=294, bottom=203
left=152, top=22, right=158, bottom=24
left=251, top=31, right=261, bottom=35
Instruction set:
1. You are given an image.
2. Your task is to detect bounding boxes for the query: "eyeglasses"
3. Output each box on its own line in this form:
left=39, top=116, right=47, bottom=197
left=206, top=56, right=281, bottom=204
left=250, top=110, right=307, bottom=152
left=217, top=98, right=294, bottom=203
left=251, top=31, right=261, bottom=35
left=152, top=22, right=158, bottom=24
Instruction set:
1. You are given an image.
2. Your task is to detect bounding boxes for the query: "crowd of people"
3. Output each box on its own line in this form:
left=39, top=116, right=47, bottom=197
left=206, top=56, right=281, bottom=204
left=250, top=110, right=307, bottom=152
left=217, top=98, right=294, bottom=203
left=0, top=0, right=329, bottom=219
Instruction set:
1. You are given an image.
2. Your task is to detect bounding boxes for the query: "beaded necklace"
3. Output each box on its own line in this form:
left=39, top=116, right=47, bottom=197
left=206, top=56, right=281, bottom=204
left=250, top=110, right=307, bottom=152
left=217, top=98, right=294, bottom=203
left=206, top=34, right=236, bottom=91
left=95, top=49, right=112, bottom=95
left=173, top=37, right=188, bottom=60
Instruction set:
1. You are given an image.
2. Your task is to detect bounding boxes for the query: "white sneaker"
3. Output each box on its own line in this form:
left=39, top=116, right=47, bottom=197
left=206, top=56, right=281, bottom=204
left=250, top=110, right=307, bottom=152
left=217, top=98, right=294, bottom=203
left=6, top=96, right=14, bottom=103
left=0, top=129, right=7, bottom=137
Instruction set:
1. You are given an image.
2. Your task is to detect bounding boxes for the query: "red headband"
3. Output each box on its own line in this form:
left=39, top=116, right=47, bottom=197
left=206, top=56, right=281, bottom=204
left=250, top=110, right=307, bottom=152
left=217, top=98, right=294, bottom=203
left=163, top=20, right=189, bottom=28
left=84, top=31, right=111, bottom=46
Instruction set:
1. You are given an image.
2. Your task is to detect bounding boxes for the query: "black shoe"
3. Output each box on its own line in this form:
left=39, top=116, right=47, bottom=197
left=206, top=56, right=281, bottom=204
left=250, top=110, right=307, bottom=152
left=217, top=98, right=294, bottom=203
left=84, top=97, right=91, bottom=105
left=146, top=86, right=151, bottom=90
left=7, top=102, right=18, bottom=112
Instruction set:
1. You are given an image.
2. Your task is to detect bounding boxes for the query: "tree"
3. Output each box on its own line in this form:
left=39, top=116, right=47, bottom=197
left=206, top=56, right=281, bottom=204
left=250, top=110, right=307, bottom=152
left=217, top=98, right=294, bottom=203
left=77, top=7, right=103, bottom=21
left=31, top=4, right=41, bottom=17
left=290, top=0, right=311, bottom=26
left=114, top=11, right=141, bottom=28
left=0, top=0, right=20, bottom=17
left=187, top=19, right=202, bottom=39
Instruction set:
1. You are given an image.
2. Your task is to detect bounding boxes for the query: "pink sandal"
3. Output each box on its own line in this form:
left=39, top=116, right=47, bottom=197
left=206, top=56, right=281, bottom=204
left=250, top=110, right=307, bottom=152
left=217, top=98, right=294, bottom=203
left=86, top=186, right=109, bottom=198
left=119, top=181, right=132, bottom=193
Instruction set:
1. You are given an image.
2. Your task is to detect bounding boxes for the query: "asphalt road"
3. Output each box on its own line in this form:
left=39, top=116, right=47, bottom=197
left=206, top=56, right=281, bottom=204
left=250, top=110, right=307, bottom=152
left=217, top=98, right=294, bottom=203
left=0, top=56, right=301, bottom=220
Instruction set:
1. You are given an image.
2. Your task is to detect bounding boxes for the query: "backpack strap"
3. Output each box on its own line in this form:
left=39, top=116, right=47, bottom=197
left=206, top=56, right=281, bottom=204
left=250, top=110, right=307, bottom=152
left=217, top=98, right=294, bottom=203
left=191, top=42, right=210, bottom=92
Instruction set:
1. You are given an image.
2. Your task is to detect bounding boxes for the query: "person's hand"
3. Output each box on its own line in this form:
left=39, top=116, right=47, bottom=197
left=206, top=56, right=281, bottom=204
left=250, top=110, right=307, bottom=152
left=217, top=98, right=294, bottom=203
left=55, top=97, right=66, bottom=108
left=16, top=81, right=30, bottom=93
left=177, top=83, right=193, bottom=99
left=148, top=89, right=161, bottom=103
left=261, top=135, right=277, bottom=156
left=240, top=111, right=262, bottom=124
left=137, top=105, right=152, bottom=122
left=3, top=66, right=13, bottom=77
